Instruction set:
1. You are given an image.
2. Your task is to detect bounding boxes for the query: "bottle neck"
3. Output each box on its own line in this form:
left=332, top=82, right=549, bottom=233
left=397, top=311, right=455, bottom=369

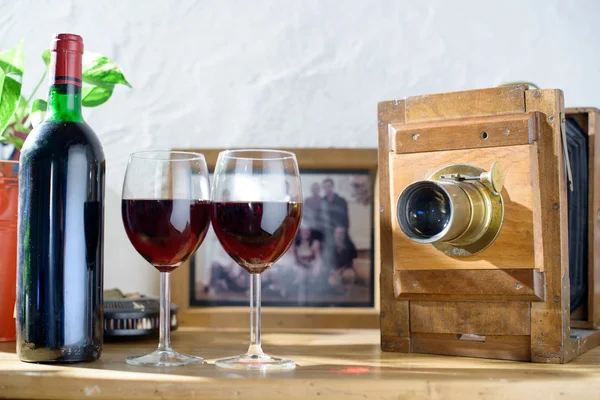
left=46, top=46, right=83, bottom=122
left=46, top=84, right=83, bottom=122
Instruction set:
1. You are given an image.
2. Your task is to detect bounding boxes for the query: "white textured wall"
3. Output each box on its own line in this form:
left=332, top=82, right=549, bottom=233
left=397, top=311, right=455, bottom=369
left=1, top=0, right=599, bottom=295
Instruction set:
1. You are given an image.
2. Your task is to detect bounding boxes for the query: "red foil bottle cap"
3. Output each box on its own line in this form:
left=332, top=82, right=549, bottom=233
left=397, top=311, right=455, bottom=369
left=50, top=33, right=84, bottom=86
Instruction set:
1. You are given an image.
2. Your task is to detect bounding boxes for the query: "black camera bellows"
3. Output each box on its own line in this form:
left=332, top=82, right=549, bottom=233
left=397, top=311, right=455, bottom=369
left=566, top=118, right=589, bottom=313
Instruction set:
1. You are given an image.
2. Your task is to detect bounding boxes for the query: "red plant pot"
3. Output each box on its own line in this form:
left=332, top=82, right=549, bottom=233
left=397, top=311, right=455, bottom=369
left=0, top=160, right=18, bottom=342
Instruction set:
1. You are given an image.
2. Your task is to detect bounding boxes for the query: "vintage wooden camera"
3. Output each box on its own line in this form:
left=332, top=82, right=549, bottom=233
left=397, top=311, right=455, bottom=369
left=377, top=85, right=600, bottom=363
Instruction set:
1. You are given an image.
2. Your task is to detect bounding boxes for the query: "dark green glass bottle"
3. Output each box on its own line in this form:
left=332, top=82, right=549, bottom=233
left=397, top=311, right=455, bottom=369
left=16, top=33, right=105, bottom=363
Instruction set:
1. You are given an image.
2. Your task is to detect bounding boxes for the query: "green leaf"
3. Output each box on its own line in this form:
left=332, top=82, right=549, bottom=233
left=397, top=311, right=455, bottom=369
left=3, top=133, right=24, bottom=148
left=30, top=99, right=47, bottom=128
left=0, top=124, right=11, bottom=144
left=0, top=122, right=23, bottom=149
left=0, top=40, right=25, bottom=76
left=0, top=71, right=22, bottom=135
left=10, top=96, right=31, bottom=133
left=15, top=95, right=28, bottom=115
left=82, top=52, right=131, bottom=88
left=30, top=98, right=46, bottom=113
left=41, top=49, right=51, bottom=67
left=82, top=85, right=114, bottom=107
left=0, top=66, right=5, bottom=101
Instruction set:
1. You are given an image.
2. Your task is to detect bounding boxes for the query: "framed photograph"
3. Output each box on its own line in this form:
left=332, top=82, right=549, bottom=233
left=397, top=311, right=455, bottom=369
left=171, top=149, right=379, bottom=329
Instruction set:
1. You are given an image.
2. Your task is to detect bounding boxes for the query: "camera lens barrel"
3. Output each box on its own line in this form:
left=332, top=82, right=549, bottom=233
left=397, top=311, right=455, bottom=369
left=397, top=179, right=491, bottom=246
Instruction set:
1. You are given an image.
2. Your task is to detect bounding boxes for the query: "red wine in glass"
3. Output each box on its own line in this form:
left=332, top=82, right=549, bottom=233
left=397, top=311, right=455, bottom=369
left=121, top=150, right=210, bottom=367
left=211, top=201, right=302, bottom=273
left=122, top=199, right=211, bottom=271
left=210, top=149, right=302, bottom=370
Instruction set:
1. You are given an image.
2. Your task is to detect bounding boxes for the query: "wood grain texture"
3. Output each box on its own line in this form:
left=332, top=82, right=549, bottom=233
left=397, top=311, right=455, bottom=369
left=390, top=144, right=535, bottom=270
left=381, top=86, right=548, bottom=364
left=176, top=306, right=380, bottom=330
left=171, top=148, right=380, bottom=330
left=173, top=148, right=379, bottom=170
left=5, top=328, right=600, bottom=399
left=574, top=328, right=600, bottom=356
left=410, top=301, right=531, bottom=335
left=564, top=328, right=600, bottom=363
left=405, top=85, right=527, bottom=123
left=526, top=89, right=569, bottom=363
left=571, top=319, right=594, bottom=329
left=392, top=111, right=541, bottom=154
left=395, top=269, right=544, bottom=302
left=410, top=332, right=532, bottom=362
left=379, top=87, right=599, bottom=364
left=378, top=100, right=410, bottom=352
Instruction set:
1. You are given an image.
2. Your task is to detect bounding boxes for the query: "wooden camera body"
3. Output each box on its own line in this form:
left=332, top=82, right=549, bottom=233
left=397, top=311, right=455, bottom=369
left=378, top=85, right=600, bottom=363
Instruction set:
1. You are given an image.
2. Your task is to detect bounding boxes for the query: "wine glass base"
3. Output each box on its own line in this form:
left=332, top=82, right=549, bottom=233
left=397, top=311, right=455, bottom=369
left=215, top=353, right=295, bottom=370
left=125, top=349, right=204, bottom=367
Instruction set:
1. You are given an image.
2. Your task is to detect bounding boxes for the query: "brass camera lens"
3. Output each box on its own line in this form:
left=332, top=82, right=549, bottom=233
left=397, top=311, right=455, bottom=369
left=397, top=180, right=471, bottom=244
left=396, top=164, right=505, bottom=256
left=399, top=182, right=451, bottom=240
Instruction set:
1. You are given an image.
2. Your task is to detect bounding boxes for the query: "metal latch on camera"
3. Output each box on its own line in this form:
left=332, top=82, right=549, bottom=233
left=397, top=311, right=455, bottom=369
left=439, top=162, right=505, bottom=196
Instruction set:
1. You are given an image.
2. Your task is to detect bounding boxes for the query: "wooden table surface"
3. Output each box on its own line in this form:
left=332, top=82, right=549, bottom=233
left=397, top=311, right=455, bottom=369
left=1, top=328, right=600, bottom=399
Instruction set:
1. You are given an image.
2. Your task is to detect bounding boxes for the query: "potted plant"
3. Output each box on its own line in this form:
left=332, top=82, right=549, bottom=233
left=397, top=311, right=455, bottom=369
left=0, top=40, right=130, bottom=342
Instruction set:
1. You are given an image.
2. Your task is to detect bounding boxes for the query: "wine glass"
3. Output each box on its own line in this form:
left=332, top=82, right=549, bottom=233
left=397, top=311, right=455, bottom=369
left=121, top=151, right=211, bottom=366
left=211, top=149, right=302, bottom=370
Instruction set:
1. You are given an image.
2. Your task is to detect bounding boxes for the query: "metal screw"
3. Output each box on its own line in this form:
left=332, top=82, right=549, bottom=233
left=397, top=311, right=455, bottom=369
left=548, top=115, right=555, bottom=123
left=412, top=281, right=419, bottom=287
left=504, top=129, right=511, bottom=136
left=514, top=283, right=522, bottom=290
left=411, top=133, right=420, bottom=141
left=554, top=295, right=560, bottom=303
left=380, top=206, right=384, bottom=213
left=553, top=203, right=559, bottom=210
left=452, top=248, right=459, bottom=255
left=533, top=90, right=541, bottom=98
left=378, top=120, right=384, bottom=126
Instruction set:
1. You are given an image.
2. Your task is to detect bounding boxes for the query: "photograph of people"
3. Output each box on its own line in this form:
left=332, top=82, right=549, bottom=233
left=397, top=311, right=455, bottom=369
left=193, top=171, right=374, bottom=307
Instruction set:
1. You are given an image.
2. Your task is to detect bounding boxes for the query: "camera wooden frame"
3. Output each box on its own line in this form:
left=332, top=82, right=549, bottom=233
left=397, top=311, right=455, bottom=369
left=378, top=85, right=600, bottom=363
left=171, top=148, right=380, bottom=330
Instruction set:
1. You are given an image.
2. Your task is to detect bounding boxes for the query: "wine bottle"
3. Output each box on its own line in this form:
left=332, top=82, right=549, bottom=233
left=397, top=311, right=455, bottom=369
left=16, top=33, right=105, bottom=363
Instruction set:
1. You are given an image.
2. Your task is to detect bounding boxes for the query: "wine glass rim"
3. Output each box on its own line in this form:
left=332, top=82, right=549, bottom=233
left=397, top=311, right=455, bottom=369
left=220, top=149, right=297, bottom=161
left=129, top=151, right=206, bottom=162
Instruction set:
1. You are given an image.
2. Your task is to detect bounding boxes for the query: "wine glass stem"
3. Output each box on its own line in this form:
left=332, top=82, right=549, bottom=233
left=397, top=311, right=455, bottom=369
left=248, top=273, right=264, bottom=356
left=158, top=271, right=172, bottom=352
